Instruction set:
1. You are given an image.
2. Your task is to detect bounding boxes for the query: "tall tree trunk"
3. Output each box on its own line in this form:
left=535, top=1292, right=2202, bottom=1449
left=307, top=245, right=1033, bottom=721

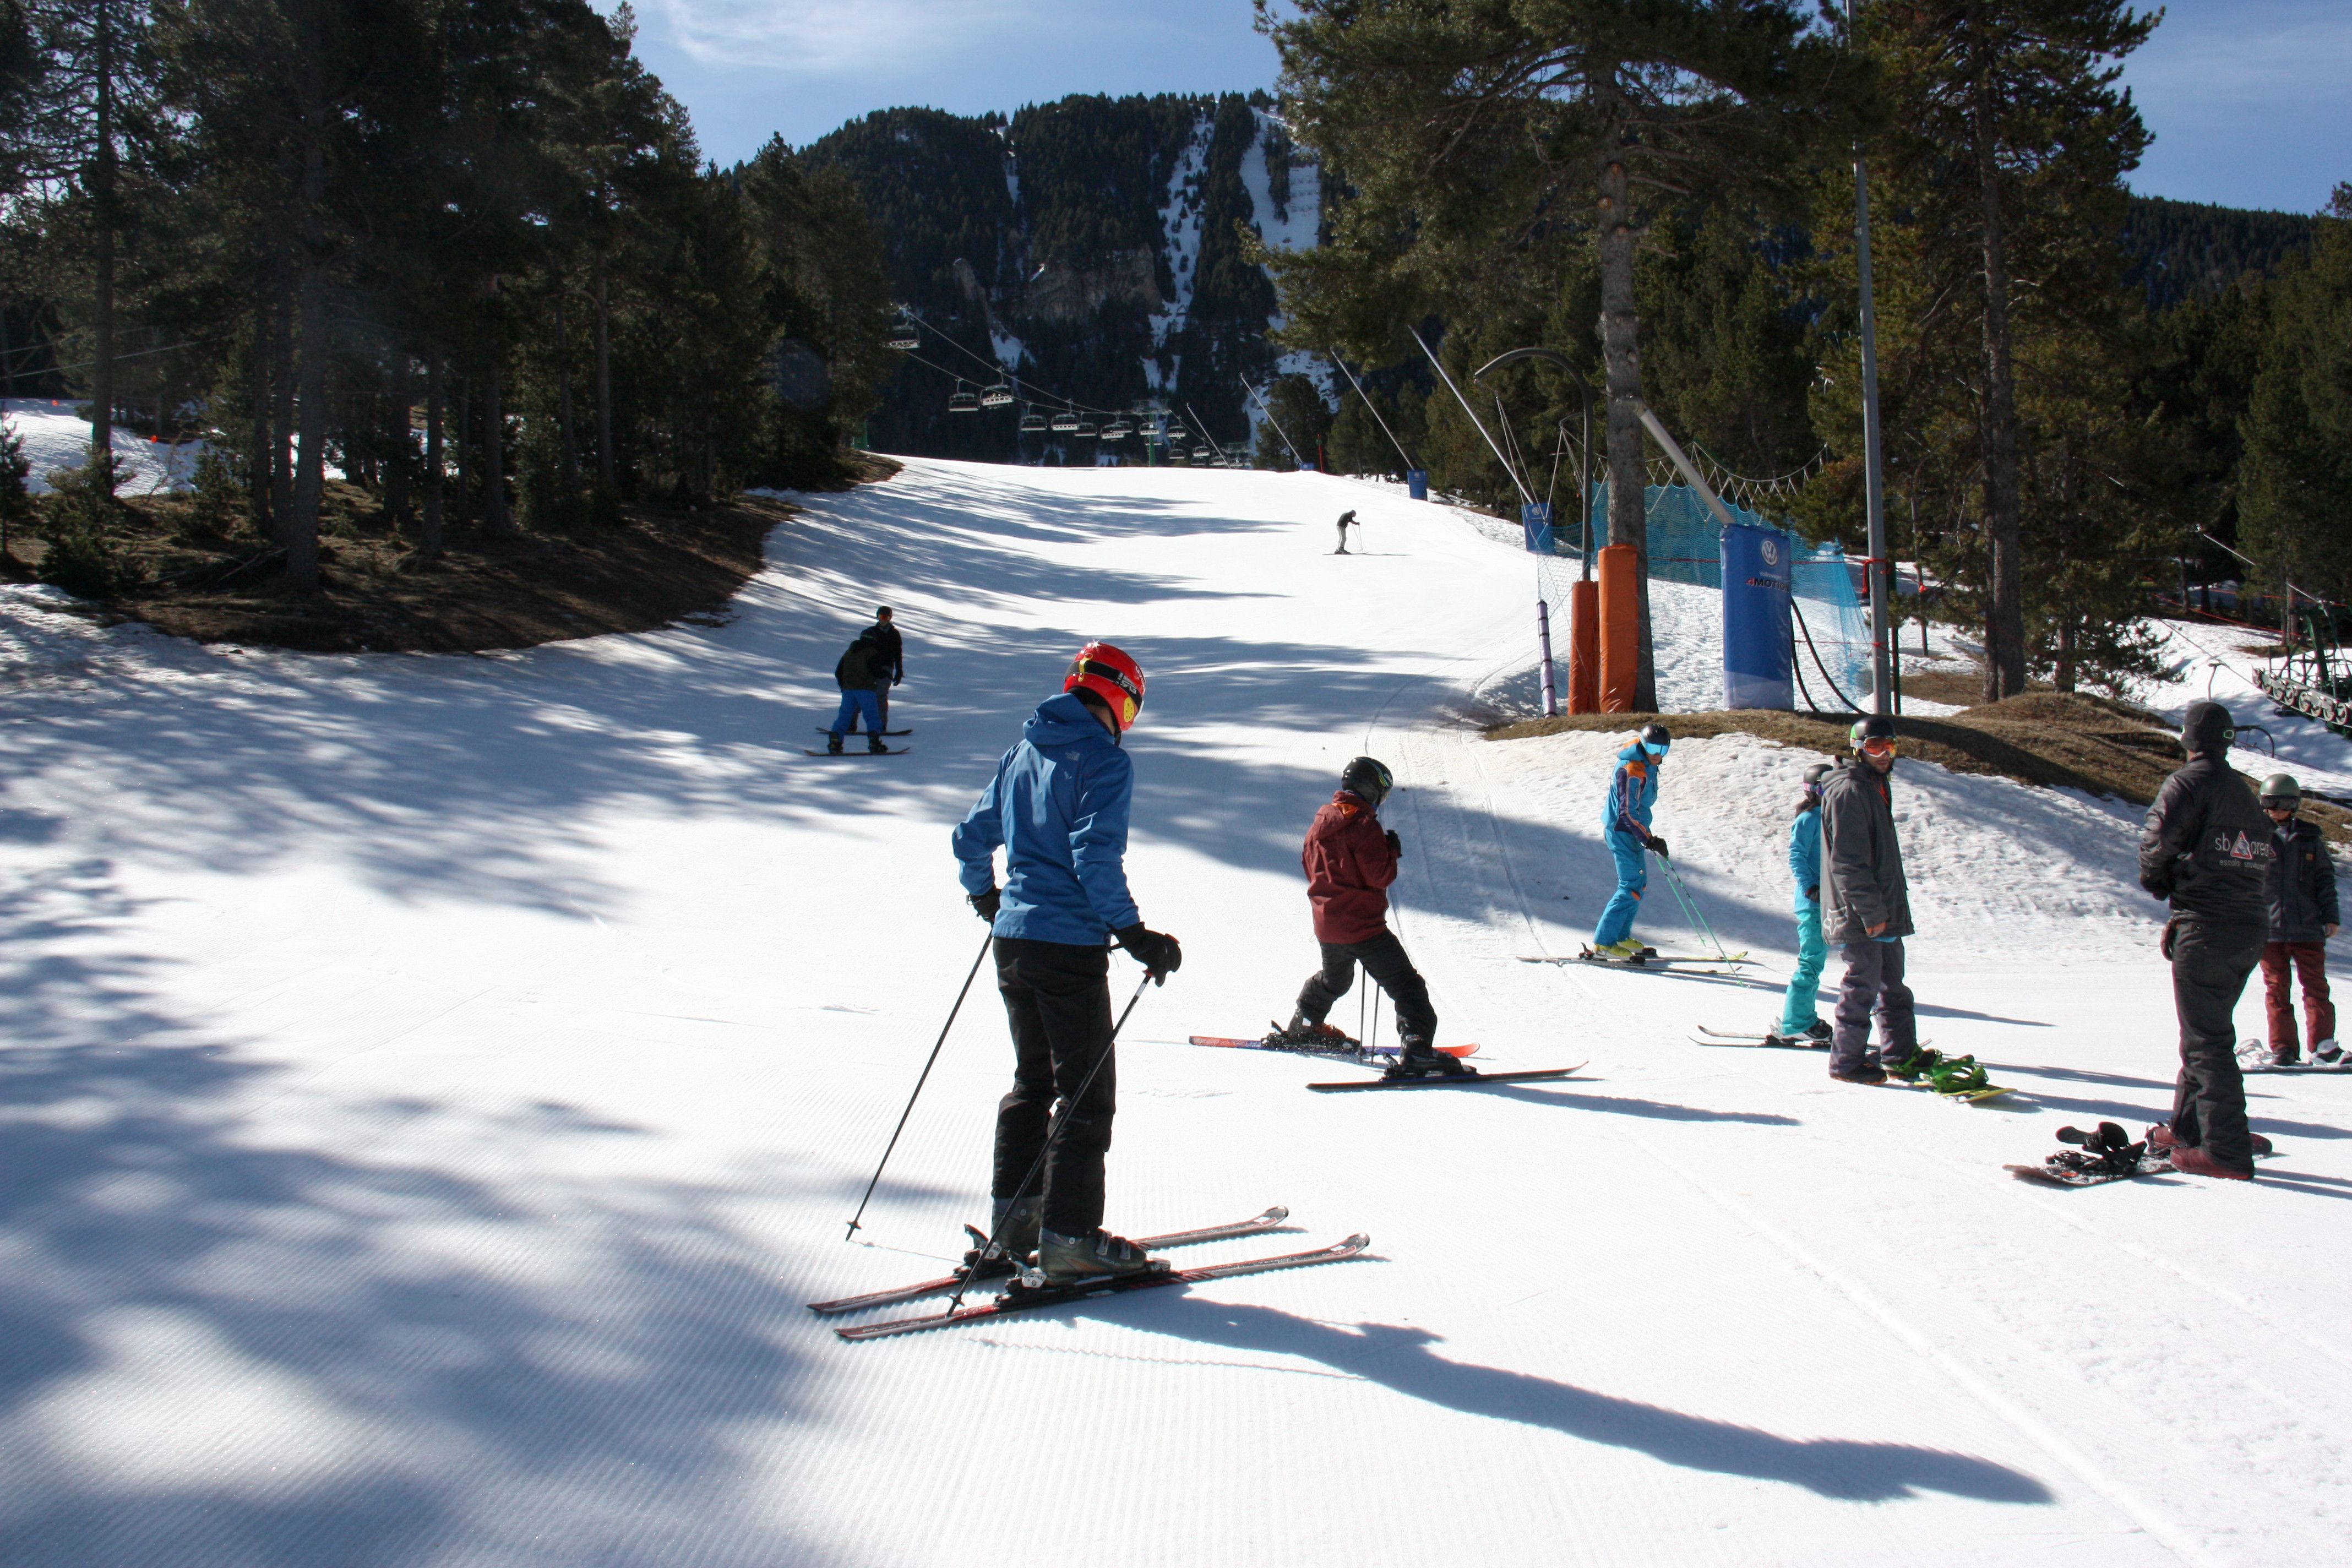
left=593, top=256, right=614, bottom=491
left=1593, top=77, right=1657, bottom=712
left=88, top=0, right=116, bottom=481
left=270, top=272, right=295, bottom=541
left=248, top=285, right=272, bottom=535
left=1970, top=24, right=2026, bottom=701
left=482, top=344, right=508, bottom=532
left=555, top=287, right=578, bottom=490
left=286, top=122, right=328, bottom=594
left=1, top=288, right=13, bottom=400
left=382, top=355, right=412, bottom=526
left=454, top=376, right=471, bottom=525
left=421, top=347, right=444, bottom=558
left=2054, top=616, right=2076, bottom=692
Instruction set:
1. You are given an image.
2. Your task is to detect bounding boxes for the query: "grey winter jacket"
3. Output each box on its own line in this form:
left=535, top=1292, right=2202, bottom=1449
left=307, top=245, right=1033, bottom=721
left=1819, top=758, right=1913, bottom=945
left=2266, top=816, right=2339, bottom=943
left=2138, top=756, right=2272, bottom=925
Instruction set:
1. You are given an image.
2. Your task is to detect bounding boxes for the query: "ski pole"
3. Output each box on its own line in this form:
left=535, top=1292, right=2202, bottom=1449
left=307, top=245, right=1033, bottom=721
left=1651, top=850, right=1730, bottom=960
left=944, top=970, right=1156, bottom=1311
left=843, top=929, right=994, bottom=1242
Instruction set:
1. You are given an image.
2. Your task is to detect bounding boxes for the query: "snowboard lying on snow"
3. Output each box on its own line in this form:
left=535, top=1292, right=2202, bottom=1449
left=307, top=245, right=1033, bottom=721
left=2007, top=1122, right=2274, bottom=1187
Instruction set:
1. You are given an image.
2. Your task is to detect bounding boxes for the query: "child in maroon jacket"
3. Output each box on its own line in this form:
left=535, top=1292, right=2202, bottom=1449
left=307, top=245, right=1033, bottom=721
left=1271, top=756, right=1471, bottom=1080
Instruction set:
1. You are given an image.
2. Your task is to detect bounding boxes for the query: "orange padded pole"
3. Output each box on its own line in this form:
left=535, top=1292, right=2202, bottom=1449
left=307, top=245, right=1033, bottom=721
left=1597, top=544, right=1640, bottom=712
left=1566, top=579, right=1600, bottom=712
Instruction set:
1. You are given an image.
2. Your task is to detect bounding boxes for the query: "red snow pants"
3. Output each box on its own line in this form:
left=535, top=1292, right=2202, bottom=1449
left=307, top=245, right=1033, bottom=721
left=2261, top=940, right=2335, bottom=1057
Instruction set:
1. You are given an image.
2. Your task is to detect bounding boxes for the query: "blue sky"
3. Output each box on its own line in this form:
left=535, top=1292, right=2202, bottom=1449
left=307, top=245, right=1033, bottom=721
left=614, top=0, right=2349, bottom=215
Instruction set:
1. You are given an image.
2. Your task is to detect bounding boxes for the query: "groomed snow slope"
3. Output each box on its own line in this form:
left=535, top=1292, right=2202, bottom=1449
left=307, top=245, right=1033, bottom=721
left=2, top=459, right=2349, bottom=1567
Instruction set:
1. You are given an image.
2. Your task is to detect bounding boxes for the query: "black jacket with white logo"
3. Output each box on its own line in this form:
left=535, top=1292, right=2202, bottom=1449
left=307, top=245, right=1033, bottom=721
left=2139, top=755, right=2273, bottom=925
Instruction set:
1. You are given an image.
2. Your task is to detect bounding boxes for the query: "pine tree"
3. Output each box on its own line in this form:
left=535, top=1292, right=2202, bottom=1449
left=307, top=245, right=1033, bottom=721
left=1262, top=0, right=1868, bottom=710
left=2239, top=187, right=2352, bottom=614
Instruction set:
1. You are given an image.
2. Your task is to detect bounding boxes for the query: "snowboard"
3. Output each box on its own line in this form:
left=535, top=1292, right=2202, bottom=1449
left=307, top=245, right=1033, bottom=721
left=1185, top=1034, right=1478, bottom=1060
left=804, top=747, right=908, bottom=756
left=813, top=727, right=911, bottom=737
left=1308, top=1061, right=1587, bottom=1093
left=2237, top=1041, right=2351, bottom=1072
left=1692, top=1025, right=1830, bottom=1050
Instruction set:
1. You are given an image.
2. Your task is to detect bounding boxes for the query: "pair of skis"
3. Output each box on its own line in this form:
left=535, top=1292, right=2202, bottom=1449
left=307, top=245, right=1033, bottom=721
left=1179, top=1033, right=1583, bottom=1092
left=1521, top=949, right=1752, bottom=978
left=810, top=1206, right=1371, bottom=1340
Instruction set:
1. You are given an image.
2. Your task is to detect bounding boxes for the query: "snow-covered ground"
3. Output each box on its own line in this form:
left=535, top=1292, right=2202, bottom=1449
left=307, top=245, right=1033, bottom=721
left=4, top=398, right=200, bottom=496
left=3, top=459, right=2349, bottom=1567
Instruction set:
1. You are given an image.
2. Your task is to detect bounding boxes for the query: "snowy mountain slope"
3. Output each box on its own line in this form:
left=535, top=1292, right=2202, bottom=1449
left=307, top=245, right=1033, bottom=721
left=4, top=398, right=200, bottom=495
left=1, top=459, right=2348, bottom=1567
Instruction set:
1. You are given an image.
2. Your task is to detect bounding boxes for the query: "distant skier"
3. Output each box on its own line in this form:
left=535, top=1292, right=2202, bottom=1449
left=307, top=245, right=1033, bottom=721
left=868, top=607, right=905, bottom=732
left=826, top=628, right=894, bottom=754
left=1771, top=763, right=1834, bottom=1046
left=1268, top=756, right=1469, bottom=1080
left=1591, top=723, right=1672, bottom=959
left=2257, top=772, right=2339, bottom=1067
left=2138, top=699, right=2273, bottom=1179
left=951, top=641, right=1184, bottom=1282
left=1820, top=716, right=1919, bottom=1083
left=1335, top=509, right=1358, bottom=554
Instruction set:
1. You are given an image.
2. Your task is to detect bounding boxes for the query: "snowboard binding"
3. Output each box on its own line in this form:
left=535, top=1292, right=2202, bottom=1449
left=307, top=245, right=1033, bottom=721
left=2051, top=1121, right=2147, bottom=1179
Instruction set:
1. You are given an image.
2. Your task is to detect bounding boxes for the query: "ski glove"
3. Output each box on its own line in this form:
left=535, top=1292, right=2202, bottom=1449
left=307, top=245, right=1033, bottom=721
left=969, top=888, right=1001, bottom=923
left=1115, top=924, right=1183, bottom=984
left=2159, top=916, right=2180, bottom=961
left=1805, top=885, right=1819, bottom=903
left=1385, top=829, right=1402, bottom=857
left=1648, top=836, right=1669, bottom=862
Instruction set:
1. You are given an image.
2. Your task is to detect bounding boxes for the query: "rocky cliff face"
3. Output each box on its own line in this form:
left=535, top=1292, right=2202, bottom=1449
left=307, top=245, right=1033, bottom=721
left=804, top=92, right=1322, bottom=463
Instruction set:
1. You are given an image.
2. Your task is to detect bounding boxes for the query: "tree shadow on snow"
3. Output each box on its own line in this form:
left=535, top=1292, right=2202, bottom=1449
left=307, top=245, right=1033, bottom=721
left=1128, top=1302, right=2052, bottom=1506
left=0, top=865, right=849, bottom=1567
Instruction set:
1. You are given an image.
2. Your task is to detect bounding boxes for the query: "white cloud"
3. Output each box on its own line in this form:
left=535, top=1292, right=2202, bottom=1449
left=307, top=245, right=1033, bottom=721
left=649, top=0, right=1055, bottom=74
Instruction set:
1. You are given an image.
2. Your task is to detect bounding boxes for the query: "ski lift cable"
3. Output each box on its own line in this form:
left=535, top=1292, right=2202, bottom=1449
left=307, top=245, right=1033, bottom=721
left=895, top=313, right=1131, bottom=422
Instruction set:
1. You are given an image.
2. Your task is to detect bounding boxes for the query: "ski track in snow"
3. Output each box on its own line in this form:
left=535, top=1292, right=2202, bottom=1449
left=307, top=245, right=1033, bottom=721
left=1, top=458, right=2348, bottom=1566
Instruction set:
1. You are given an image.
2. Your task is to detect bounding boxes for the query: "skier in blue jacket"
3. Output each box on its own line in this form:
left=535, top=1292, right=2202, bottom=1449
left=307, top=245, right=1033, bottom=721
left=1592, top=723, right=1672, bottom=958
left=1774, top=763, right=1834, bottom=1043
left=952, top=641, right=1182, bottom=1286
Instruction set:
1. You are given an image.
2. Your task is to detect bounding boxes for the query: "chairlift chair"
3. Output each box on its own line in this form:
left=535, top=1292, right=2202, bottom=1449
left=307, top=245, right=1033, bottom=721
left=981, top=380, right=1014, bottom=409
left=1101, top=420, right=1131, bottom=441
left=1166, top=424, right=1189, bottom=446
left=948, top=381, right=980, bottom=413
left=1051, top=406, right=1080, bottom=434
left=1193, top=445, right=1215, bottom=463
left=1019, top=410, right=1047, bottom=434
left=1076, top=420, right=1098, bottom=439
left=886, top=315, right=919, bottom=351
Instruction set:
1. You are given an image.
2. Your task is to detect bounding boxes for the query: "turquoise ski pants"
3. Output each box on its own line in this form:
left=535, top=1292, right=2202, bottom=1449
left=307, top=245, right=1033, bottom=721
left=1779, top=901, right=1827, bottom=1035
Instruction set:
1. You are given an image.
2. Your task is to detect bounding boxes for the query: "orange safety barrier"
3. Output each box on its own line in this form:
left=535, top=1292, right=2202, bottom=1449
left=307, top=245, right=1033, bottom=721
left=1597, top=544, right=1640, bottom=712
left=1566, top=578, right=1599, bottom=713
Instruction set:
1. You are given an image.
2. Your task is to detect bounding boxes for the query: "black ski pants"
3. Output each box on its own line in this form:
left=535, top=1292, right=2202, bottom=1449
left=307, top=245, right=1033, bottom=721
left=1296, top=929, right=1436, bottom=1043
left=2168, top=918, right=2264, bottom=1172
left=1830, top=937, right=1917, bottom=1076
left=990, top=937, right=1116, bottom=1237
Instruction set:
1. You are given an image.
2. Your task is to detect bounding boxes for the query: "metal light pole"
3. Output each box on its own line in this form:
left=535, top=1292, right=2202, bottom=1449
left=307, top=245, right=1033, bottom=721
left=1850, top=0, right=1894, bottom=716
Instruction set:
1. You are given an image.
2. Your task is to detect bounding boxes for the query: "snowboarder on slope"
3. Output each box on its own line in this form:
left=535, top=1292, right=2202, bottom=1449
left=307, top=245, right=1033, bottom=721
left=1271, top=756, right=1469, bottom=1080
left=2257, top=772, right=2338, bottom=1067
left=867, top=607, right=905, bottom=733
left=1820, top=716, right=1919, bottom=1082
left=826, top=629, right=894, bottom=753
left=1335, top=509, right=1358, bottom=554
left=1773, top=763, right=1835, bottom=1044
left=1592, top=723, right=1672, bottom=959
left=951, top=641, right=1184, bottom=1280
left=2138, top=699, right=2274, bottom=1179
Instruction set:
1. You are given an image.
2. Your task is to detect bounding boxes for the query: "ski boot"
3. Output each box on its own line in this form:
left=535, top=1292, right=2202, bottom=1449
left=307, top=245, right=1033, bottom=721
left=2235, top=1038, right=2272, bottom=1070
left=826, top=734, right=845, bottom=755
left=2145, top=1124, right=2273, bottom=1158
left=868, top=736, right=890, bottom=755
left=1262, top=1014, right=1357, bottom=1054
left=1382, top=1036, right=1477, bottom=1081
left=960, top=1195, right=1041, bottom=1281
left=1802, top=1019, right=1833, bottom=1043
left=2315, top=1039, right=2343, bottom=1068
left=1591, top=938, right=1646, bottom=962
left=1032, top=1227, right=1170, bottom=1287
left=1884, top=1044, right=1944, bottom=1083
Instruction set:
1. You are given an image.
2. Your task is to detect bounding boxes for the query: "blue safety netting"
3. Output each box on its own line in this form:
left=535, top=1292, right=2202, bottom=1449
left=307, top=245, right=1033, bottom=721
left=1540, top=482, right=1872, bottom=707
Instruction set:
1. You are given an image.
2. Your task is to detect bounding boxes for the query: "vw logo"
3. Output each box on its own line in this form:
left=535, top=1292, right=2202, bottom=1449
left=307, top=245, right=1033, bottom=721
left=1761, top=538, right=1780, bottom=565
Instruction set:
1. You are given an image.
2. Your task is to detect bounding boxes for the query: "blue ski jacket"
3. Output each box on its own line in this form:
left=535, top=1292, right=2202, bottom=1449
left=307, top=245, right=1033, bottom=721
left=952, top=693, right=1141, bottom=945
left=1789, top=807, right=1822, bottom=910
left=1601, top=743, right=1660, bottom=841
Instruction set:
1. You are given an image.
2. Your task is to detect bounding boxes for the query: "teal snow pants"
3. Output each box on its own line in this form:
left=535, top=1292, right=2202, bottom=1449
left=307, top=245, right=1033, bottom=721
left=1779, top=901, right=1827, bottom=1036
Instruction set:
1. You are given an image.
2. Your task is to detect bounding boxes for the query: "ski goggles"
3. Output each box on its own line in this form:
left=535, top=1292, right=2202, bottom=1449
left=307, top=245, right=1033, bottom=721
left=1642, top=740, right=1670, bottom=757
left=1858, top=736, right=1897, bottom=760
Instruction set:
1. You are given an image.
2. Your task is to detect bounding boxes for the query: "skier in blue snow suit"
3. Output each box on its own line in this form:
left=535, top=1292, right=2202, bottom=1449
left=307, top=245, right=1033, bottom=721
left=951, top=640, right=1183, bottom=1285
left=1777, top=764, right=1833, bottom=1042
left=1592, top=723, right=1672, bottom=957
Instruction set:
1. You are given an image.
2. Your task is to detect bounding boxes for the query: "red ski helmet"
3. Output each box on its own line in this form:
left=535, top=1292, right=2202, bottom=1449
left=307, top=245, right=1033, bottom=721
left=1064, top=641, right=1146, bottom=732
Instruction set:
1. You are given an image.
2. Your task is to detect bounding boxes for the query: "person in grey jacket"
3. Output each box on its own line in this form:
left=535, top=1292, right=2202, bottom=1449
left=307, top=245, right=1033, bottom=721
left=1818, top=714, right=1917, bottom=1083
left=2137, top=699, right=2273, bottom=1179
